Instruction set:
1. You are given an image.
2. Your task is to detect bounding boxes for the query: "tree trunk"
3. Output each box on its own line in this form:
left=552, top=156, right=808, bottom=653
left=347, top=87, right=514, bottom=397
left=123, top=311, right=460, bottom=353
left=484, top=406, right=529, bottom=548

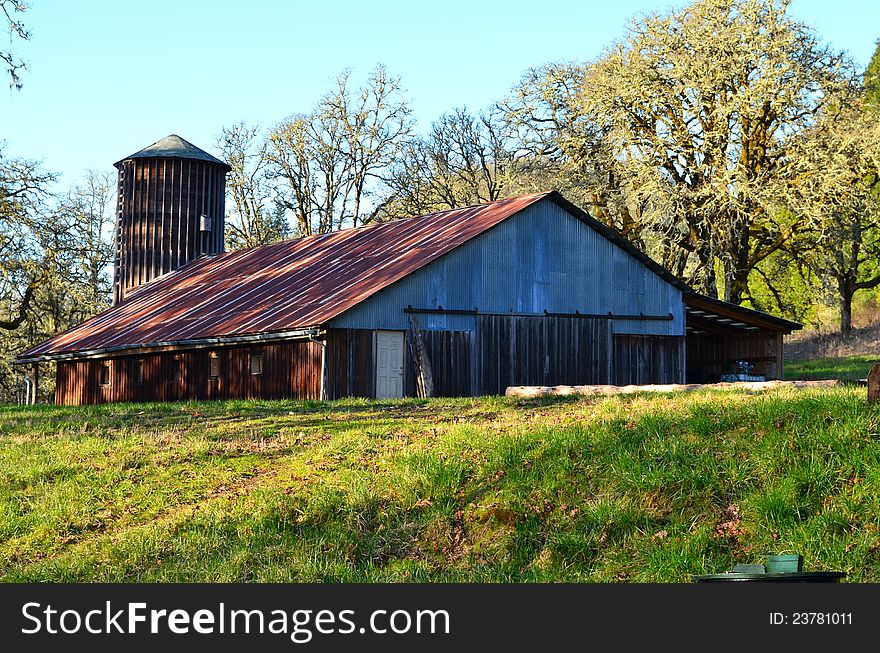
left=840, top=292, right=853, bottom=335
left=837, top=274, right=856, bottom=335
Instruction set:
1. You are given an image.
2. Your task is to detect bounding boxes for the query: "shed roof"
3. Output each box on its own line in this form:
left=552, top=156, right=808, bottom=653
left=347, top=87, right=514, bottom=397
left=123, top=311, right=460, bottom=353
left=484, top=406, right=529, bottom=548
left=684, top=293, right=801, bottom=334
left=114, top=134, right=230, bottom=170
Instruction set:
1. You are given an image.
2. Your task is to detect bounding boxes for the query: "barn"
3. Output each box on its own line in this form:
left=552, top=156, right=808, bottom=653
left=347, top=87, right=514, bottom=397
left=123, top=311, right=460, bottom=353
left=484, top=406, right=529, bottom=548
left=15, top=136, right=800, bottom=405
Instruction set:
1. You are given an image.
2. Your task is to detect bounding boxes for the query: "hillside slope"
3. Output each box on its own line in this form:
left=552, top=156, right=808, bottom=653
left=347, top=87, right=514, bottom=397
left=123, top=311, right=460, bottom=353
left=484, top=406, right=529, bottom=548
left=2, top=388, right=878, bottom=582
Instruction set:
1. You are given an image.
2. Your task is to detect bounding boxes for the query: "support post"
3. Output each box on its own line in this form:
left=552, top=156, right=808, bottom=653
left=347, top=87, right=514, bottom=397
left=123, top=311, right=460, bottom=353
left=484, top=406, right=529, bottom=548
left=29, top=363, right=39, bottom=405
left=320, top=338, right=328, bottom=401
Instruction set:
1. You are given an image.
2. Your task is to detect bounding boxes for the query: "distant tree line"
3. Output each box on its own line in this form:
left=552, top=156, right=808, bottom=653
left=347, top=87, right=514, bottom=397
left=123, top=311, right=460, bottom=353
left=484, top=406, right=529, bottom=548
left=0, top=157, right=114, bottom=401
left=3, top=0, right=880, bottom=401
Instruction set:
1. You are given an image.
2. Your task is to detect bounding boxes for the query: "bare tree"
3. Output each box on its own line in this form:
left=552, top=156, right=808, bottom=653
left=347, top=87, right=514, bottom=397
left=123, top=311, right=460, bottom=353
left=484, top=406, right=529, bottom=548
left=326, top=65, right=413, bottom=226
left=382, top=107, right=515, bottom=219
left=218, top=122, right=287, bottom=250
left=2, top=0, right=30, bottom=90
left=266, top=65, right=412, bottom=235
left=49, top=170, right=115, bottom=323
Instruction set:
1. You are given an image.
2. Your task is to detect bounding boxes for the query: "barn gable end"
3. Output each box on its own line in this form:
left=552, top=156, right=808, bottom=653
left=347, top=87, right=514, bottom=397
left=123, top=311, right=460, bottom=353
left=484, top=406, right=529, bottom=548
left=329, top=197, right=684, bottom=337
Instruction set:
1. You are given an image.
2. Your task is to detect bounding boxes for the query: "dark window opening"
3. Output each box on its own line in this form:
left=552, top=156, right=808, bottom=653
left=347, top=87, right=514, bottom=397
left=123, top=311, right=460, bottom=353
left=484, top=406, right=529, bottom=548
left=250, top=350, right=264, bottom=376
left=172, top=355, right=182, bottom=382
left=99, top=361, right=111, bottom=386
left=209, top=352, right=220, bottom=378
left=134, top=359, right=144, bottom=384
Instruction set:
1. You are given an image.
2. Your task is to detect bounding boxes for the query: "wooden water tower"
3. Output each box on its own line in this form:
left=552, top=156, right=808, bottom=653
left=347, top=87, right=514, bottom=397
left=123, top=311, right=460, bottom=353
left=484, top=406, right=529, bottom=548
left=112, top=134, right=231, bottom=304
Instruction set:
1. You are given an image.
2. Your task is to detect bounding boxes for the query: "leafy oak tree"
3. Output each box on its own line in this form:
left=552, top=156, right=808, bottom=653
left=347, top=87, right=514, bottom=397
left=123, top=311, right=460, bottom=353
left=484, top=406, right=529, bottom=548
left=579, top=0, right=854, bottom=301
left=780, top=100, right=880, bottom=333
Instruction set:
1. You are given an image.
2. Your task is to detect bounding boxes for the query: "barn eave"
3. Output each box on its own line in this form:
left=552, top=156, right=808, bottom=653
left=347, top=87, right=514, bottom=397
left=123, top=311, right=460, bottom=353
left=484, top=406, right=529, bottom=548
left=13, top=326, right=324, bottom=364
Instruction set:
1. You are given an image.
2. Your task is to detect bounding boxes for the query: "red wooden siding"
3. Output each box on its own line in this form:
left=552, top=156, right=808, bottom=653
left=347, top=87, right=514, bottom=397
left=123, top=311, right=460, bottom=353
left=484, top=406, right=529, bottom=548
left=55, top=340, right=321, bottom=405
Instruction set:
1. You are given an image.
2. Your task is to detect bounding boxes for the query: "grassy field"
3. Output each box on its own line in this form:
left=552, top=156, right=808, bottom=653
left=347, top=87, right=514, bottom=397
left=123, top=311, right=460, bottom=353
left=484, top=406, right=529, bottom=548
left=2, top=387, right=879, bottom=582
left=785, top=354, right=879, bottom=382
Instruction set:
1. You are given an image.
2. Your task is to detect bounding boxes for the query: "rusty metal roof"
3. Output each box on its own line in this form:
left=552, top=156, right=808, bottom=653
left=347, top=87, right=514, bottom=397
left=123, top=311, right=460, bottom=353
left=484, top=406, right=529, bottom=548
left=17, top=193, right=551, bottom=362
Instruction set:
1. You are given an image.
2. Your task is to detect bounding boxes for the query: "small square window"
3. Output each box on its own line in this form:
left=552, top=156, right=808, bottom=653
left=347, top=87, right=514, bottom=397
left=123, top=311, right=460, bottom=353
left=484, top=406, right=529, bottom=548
left=209, top=352, right=220, bottom=378
left=134, top=359, right=144, bottom=384
left=99, top=361, right=111, bottom=386
left=250, top=350, right=264, bottom=376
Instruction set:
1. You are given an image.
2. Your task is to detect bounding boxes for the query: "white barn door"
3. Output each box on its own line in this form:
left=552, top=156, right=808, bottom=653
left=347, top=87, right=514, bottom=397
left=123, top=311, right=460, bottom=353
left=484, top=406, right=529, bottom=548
left=375, top=331, right=404, bottom=399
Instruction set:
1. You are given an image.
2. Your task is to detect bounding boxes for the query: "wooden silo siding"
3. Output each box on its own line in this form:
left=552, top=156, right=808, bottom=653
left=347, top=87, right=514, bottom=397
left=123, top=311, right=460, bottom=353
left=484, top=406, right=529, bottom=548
left=475, top=316, right=612, bottom=395
left=54, top=341, right=321, bottom=405
left=324, top=329, right=376, bottom=399
left=686, top=331, right=782, bottom=383
left=113, top=158, right=226, bottom=303
left=612, top=335, right=685, bottom=385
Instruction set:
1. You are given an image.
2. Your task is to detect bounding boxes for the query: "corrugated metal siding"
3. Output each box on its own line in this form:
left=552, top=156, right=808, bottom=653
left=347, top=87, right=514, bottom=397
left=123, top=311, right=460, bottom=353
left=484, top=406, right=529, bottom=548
left=330, top=202, right=685, bottom=336
left=55, top=341, right=321, bottom=405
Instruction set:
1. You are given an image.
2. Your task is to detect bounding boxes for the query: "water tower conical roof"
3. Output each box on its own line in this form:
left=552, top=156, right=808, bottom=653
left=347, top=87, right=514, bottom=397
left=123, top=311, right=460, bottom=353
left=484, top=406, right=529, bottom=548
left=114, top=134, right=230, bottom=170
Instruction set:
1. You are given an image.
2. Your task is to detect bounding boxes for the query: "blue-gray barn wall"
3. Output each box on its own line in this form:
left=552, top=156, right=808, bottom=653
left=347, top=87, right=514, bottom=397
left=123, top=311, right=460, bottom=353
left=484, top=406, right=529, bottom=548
left=329, top=199, right=685, bottom=336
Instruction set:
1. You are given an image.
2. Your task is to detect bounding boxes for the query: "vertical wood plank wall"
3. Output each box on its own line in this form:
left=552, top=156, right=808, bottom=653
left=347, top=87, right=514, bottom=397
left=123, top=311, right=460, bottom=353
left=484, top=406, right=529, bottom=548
left=474, top=316, right=614, bottom=395
left=54, top=325, right=778, bottom=404
left=55, top=341, right=321, bottom=405
left=404, top=329, right=475, bottom=397
left=324, top=329, right=375, bottom=400
left=613, top=335, right=685, bottom=385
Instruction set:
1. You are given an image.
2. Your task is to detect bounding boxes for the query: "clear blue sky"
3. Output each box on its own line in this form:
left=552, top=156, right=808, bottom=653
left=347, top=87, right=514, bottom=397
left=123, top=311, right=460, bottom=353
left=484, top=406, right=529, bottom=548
left=2, top=0, right=879, bottom=187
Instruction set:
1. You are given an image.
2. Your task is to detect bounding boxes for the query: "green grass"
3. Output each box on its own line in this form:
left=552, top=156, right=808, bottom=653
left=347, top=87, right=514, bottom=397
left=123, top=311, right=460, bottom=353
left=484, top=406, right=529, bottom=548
left=2, top=388, right=879, bottom=582
left=785, top=355, right=880, bottom=381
